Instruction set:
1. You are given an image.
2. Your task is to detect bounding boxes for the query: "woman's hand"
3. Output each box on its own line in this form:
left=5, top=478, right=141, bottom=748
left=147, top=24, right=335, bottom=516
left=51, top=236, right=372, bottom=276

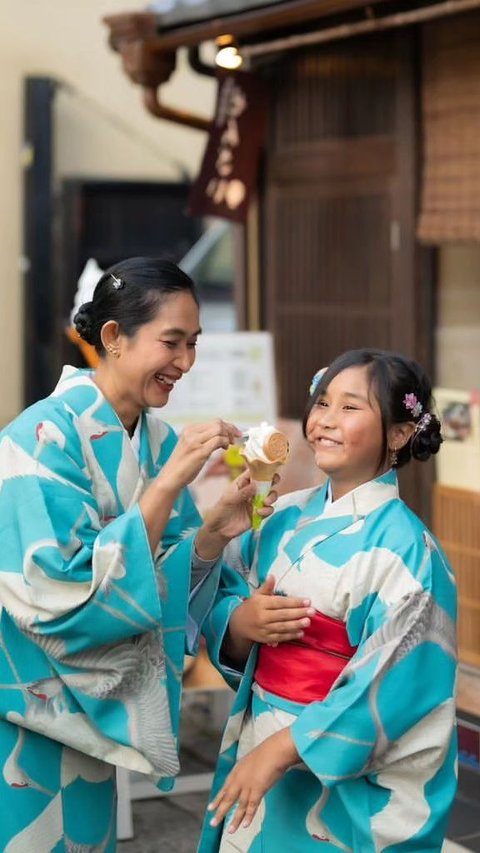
left=194, top=470, right=278, bottom=560
left=228, top=575, right=314, bottom=646
left=140, top=421, right=240, bottom=554
left=208, top=728, right=299, bottom=833
left=159, top=420, right=241, bottom=491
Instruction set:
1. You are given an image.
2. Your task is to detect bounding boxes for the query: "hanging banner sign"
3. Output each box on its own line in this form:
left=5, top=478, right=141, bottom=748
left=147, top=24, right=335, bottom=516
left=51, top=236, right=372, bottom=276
left=188, top=69, right=267, bottom=223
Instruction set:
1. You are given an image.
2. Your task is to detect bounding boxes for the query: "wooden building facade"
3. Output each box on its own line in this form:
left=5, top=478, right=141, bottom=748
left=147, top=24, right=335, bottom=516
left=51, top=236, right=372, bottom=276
left=104, top=0, right=480, bottom=682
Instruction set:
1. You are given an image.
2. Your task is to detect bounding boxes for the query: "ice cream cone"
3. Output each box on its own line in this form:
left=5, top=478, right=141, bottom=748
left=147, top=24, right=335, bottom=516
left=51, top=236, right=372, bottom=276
left=248, top=475, right=277, bottom=529
left=245, top=458, right=283, bottom=482
left=241, top=422, right=290, bottom=529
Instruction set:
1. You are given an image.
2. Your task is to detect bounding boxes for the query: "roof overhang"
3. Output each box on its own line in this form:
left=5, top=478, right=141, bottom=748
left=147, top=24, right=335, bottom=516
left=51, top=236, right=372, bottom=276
left=105, top=0, right=389, bottom=53
left=103, top=0, right=480, bottom=129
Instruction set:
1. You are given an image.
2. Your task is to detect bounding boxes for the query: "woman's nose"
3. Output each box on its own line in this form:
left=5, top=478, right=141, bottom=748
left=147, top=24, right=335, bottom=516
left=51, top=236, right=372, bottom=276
left=174, top=346, right=193, bottom=373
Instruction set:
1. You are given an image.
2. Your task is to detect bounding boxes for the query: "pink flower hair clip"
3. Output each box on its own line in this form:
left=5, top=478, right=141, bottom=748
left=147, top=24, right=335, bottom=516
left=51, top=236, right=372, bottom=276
left=403, top=392, right=423, bottom=419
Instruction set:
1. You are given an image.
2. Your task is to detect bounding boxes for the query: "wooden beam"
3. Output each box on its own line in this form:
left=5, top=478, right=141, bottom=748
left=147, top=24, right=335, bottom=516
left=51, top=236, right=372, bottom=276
left=104, top=1, right=389, bottom=53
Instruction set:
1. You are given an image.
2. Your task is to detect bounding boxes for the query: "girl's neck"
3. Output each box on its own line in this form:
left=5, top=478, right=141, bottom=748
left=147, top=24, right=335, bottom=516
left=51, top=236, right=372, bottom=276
left=329, top=465, right=389, bottom=502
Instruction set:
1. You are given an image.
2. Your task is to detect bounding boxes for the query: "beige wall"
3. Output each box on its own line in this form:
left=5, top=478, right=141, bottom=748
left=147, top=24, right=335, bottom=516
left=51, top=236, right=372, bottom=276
left=0, top=0, right=215, bottom=424
left=436, top=245, right=480, bottom=391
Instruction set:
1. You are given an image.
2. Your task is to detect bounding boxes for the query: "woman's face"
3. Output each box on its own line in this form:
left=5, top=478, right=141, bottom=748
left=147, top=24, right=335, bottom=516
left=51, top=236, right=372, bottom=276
left=113, top=291, right=200, bottom=414
left=306, top=365, right=387, bottom=499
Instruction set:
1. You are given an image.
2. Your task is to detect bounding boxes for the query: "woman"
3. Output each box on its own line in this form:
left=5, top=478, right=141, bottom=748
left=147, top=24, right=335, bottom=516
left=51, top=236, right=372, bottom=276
left=0, top=257, right=311, bottom=852
left=200, top=348, right=458, bottom=853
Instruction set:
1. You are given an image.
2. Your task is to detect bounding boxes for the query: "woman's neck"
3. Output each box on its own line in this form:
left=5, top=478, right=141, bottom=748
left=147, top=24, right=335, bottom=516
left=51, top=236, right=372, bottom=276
left=93, top=364, right=140, bottom=436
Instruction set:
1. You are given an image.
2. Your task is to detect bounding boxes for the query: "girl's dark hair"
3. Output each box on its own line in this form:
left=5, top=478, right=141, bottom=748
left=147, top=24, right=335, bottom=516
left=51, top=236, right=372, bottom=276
left=73, top=257, right=198, bottom=355
left=302, top=348, right=443, bottom=468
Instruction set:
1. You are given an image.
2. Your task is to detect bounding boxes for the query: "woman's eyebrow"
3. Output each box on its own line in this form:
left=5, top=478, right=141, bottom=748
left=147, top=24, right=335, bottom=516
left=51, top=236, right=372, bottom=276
left=161, top=327, right=202, bottom=337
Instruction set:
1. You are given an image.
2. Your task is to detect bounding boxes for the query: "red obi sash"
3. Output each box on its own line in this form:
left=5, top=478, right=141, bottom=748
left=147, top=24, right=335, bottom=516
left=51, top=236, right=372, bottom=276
left=254, top=610, right=357, bottom=704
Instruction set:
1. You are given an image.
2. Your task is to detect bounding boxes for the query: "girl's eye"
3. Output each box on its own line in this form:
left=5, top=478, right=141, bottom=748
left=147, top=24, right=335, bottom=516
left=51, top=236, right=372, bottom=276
left=316, top=400, right=328, bottom=407
left=187, top=340, right=198, bottom=349
left=344, top=405, right=359, bottom=411
left=163, top=340, right=178, bottom=349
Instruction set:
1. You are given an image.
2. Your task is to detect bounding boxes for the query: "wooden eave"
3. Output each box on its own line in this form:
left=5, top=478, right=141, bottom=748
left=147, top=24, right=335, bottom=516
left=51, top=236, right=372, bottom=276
left=139, top=0, right=389, bottom=49
left=104, top=1, right=391, bottom=54
left=103, top=0, right=391, bottom=129
left=103, top=0, right=479, bottom=129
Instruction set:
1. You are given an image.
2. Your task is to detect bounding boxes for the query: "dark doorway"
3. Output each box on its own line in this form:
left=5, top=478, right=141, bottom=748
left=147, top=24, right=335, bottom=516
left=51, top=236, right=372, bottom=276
left=57, top=179, right=201, bottom=373
left=23, top=75, right=203, bottom=407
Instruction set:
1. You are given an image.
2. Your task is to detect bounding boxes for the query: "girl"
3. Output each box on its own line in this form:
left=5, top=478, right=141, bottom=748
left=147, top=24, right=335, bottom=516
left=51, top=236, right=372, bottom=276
left=200, top=348, right=457, bottom=853
left=0, top=257, right=310, bottom=852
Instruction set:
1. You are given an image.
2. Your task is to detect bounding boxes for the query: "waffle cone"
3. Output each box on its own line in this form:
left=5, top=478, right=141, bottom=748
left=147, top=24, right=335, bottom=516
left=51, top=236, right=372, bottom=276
left=246, top=459, right=282, bottom=482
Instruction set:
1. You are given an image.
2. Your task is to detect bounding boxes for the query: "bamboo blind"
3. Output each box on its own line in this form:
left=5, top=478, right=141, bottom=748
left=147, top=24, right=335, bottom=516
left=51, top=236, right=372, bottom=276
left=433, top=483, right=480, bottom=667
left=418, top=12, right=480, bottom=243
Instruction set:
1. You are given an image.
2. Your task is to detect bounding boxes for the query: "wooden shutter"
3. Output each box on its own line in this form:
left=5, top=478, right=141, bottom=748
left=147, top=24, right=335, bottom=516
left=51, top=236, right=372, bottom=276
left=433, top=484, right=480, bottom=667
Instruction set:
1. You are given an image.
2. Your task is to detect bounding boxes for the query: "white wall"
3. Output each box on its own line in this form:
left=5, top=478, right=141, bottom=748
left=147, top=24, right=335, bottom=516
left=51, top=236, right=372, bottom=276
left=435, top=245, right=480, bottom=391
left=0, top=0, right=215, bottom=424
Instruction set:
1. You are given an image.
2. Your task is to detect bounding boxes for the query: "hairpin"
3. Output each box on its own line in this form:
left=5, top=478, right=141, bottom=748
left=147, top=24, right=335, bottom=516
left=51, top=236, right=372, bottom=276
left=414, top=412, right=432, bottom=435
left=111, top=273, right=124, bottom=290
left=309, top=367, right=328, bottom=396
left=403, top=392, right=423, bottom=419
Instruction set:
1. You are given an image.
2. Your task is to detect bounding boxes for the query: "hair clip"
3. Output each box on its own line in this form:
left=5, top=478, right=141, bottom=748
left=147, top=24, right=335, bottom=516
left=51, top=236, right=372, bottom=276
left=414, top=412, right=432, bottom=435
left=403, top=392, right=423, bottom=419
left=111, top=274, right=124, bottom=290
left=309, top=367, right=328, bottom=396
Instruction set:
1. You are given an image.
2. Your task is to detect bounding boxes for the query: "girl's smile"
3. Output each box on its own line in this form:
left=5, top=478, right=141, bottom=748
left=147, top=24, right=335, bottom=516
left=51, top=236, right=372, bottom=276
left=306, top=365, right=387, bottom=499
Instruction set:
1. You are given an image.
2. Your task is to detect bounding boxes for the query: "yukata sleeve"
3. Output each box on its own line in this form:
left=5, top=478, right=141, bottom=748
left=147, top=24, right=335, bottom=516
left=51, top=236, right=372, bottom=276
left=290, top=538, right=457, bottom=786
left=201, top=532, right=257, bottom=689
left=155, top=478, right=225, bottom=656
left=0, top=428, right=163, bottom=654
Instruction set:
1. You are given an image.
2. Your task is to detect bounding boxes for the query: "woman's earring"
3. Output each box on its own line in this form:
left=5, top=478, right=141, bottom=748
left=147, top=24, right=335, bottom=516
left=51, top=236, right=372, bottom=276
left=390, top=447, right=398, bottom=467
left=108, top=346, right=120, bottom=359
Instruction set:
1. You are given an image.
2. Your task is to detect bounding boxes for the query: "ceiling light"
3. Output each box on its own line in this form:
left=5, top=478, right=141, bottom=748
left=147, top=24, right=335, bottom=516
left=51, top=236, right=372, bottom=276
left=215, top=35, right=243, bottom=70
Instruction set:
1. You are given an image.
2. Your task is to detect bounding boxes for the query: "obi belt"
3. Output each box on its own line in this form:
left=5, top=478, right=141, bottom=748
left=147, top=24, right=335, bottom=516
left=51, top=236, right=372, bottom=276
left=254, top=610, right=358, bottom=704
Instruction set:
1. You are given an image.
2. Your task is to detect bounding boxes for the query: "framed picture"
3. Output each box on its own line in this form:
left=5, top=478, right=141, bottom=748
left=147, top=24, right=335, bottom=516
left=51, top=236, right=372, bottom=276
left=434, top=387, right=480, bottom=490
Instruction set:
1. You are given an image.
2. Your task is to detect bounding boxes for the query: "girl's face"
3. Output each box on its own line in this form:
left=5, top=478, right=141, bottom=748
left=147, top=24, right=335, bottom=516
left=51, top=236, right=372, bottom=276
left=306, top=365, right=388, bottom=499
left=111, top=291, right=200, bottom=416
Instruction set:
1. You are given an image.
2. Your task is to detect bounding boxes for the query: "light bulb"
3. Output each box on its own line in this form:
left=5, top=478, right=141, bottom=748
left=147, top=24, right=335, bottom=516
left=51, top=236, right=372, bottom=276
left=215, top=39, right=243, bottom=70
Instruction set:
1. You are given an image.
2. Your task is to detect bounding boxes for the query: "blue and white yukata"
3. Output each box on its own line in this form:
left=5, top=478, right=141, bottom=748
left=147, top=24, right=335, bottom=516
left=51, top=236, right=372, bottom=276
left=0, top=367, right=220, bottom=852
left=199, top=470, right=458, bottom=853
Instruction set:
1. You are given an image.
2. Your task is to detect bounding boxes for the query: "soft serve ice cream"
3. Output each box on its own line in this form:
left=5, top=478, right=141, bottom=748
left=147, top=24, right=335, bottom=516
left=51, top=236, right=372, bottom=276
left=241, top=422, right=289, bottom=528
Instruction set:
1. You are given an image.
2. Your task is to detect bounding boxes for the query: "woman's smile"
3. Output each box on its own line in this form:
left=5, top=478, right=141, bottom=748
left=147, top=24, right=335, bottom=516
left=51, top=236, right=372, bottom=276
left=153, top=372, right=180, bottom=392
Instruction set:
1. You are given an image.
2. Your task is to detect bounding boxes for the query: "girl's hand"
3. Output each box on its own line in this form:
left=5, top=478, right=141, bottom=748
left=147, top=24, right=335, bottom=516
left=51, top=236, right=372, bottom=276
left=208, top=729, right=298, bottom=833
left=194, top=471, right=278, bottom=560
left=159, top=420, right=241, bottom=491
left=229, top=575, right=315, bottom=645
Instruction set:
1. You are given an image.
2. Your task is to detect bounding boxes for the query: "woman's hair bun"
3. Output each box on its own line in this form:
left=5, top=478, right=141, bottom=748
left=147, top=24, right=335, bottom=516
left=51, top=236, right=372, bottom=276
left=73, top=302, right=95, bottom=345
left=411, top=413, right=443, bottom=462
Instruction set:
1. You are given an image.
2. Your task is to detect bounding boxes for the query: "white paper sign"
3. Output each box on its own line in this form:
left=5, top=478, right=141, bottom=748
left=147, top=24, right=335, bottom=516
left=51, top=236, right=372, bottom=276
left=160, top=331, right=277, bottom=431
